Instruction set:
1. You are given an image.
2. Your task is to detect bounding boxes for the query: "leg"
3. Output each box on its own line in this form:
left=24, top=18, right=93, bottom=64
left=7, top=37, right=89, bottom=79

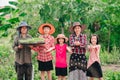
left=89, top=77, right=94, bottom=80
left=47, top=71, right=52, bottom=80
left=25, top=64, right=32, bottom=80
left=58, top=76, right=61, bottom=80
left=61, top=76, right=66, bottom=80
left=17, top=65, right=24, bottom=80
left=99, top=77, right=103, bottom=80
left=40, top=71, right=45, bottom=80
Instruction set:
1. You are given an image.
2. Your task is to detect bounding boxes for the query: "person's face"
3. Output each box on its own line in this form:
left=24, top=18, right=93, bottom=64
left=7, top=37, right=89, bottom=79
left=91, top=36, right=97, bottom=45
left=74, top=26, right=81, bottom=34
left=21, top=26, right=28, bottom=34
left=43, top=27, right=50, bottom=34
left=58, top=38, right=64, bottom=44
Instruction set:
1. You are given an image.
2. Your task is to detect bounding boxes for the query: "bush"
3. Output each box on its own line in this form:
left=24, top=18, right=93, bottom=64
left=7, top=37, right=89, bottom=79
left=104, top=71, right=120, bottom=80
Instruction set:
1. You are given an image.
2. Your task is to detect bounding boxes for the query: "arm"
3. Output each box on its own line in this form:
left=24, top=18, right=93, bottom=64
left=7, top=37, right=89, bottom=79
left=97, top=45, right=101, bottom=54
left=67, top=46, right=72, bottom=54
left=13, top=36, right=23, bottom=51
left=51, top=36, right=55, bottom=47
left=46, top=47, right=55, bottom=53
left=87, top=45, right=90, bottom=52
left=80, top=34, right=87, bottom=48
left=69, top=34, right=75, bottom=46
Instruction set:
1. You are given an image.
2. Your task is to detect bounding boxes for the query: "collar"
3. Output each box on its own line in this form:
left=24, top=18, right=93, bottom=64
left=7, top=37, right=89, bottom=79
left=72, top=33, right=82, bottom=37
left=43, top=34, right=51, bottom=38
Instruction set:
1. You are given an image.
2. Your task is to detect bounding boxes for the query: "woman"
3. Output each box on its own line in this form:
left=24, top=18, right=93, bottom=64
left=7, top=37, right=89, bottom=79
left=13, top=21, right=33, bottom=80
left=68, top=22, right=87, bottom=80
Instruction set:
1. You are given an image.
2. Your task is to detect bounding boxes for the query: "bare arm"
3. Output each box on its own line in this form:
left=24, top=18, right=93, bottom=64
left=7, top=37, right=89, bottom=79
left=67, top=46, right=72, bottom=54
left=46, top=47, right=55, bottom=53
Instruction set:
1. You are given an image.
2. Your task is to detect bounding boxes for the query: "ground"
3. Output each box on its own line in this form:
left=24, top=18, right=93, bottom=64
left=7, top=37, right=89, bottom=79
left=102, top=64, right=120, bottom=72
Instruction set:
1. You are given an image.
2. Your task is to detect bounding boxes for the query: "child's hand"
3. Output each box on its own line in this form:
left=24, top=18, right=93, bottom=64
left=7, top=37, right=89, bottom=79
left=70, top=51, right=73, bottom=54
left=45, top=50, right=49, bottom=53
left=29, top=45, right=34, bottom=48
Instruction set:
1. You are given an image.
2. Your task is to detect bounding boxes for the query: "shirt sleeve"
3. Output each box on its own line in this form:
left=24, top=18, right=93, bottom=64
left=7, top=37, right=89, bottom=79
left=80, top=34, right=87, bottom=48
left=32, top=46, right=45, bottom=52
left=69, top=34, right=75, bottom=46
left=12, top=36, right=19, bottom=51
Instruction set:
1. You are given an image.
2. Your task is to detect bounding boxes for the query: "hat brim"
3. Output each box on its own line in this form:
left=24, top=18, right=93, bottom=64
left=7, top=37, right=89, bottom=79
left=69, top=24, right=86, bottom=33
left=38, top=23, right=55, bottom=34
left=55, top=36, right=68, bottom=42
left=17, top=26, right=31, bottom=31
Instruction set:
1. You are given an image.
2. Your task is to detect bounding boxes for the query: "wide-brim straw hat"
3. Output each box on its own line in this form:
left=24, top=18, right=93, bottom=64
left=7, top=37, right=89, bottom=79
left=55, top=34, right=68, bottom=42
left=38, top=23, right=55, bottom=34
left=17, top=21, right=31, bottom=31
left=69, top=22, right=86, bottom=33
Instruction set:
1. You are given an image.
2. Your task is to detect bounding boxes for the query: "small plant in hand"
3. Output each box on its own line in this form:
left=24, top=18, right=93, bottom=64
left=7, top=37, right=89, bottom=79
left=19, top=38, right=45, bottom=45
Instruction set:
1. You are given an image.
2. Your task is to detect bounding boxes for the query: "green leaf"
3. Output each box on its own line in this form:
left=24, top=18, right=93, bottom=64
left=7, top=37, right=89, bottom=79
left=76, top=0, right=81, bottom=3
left=9, top=1, right=18, bottom=6
left=0, top=6, right=15, bottom=13
left=0, top=24, right=12, bottom=30
left=8, top=17, right=19, bottom=24
left=19, top=12, right=27, bottom=17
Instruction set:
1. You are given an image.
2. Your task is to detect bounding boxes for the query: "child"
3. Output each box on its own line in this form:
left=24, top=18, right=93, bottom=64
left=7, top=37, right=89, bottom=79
left=46, top=34, right=72, bottom=80
left=30, top=23, right=55, bottom=80
left=87, top=34, right=103, bottom=80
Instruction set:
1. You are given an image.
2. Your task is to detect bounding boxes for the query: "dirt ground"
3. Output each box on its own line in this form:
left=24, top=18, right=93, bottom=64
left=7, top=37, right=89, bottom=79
left=102, top=64, right=120, bottom=72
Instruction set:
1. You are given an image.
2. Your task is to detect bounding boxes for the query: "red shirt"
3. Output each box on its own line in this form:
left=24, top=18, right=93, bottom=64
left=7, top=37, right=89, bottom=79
left=32, top=35, right=54, bottom=62
left=55, top=44, right=67, bottom=68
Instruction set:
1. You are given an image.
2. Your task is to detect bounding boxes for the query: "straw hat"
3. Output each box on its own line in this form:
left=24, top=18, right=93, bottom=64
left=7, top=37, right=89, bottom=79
left=69, top=22, right=86, bottom=33
left=17, top=21, right=31, bottom=31
left=56, top=34, right=68, bottom=42
left=38, top=23, right=55, bottom=34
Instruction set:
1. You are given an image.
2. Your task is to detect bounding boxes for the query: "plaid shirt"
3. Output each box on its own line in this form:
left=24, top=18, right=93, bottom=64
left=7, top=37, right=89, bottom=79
left=32, top=35, right=54, bottom=62
left=69, top=33, right=87, bottom=54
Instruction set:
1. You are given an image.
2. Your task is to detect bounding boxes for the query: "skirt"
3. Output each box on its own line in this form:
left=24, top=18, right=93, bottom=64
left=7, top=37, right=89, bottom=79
left=68, top=53, right=87, bottom=80
left=55, top=67, right=67, bottom=76
left=87, top=61, right=103, bottom=78
left=69, top=53, right=87, bottom=72
left=38, top=60, right=53, bottom=71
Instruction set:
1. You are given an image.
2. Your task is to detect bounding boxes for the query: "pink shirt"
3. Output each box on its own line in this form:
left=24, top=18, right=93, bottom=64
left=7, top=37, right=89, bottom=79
left=32, top=35, right=54, bottom=62
left=87, top=45, right=101, bottom=68
left=55, top=44, right=67, bottom=68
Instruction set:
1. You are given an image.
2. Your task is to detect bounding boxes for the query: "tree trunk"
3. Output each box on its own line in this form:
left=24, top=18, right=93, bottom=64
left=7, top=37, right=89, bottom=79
left=61, top=27, right=64, bottom=34
left=107, top=26, right=110, bottom=53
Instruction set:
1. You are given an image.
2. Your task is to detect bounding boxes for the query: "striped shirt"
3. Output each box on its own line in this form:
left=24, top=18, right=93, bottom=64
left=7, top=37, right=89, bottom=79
left=69, top=33, right=87, bottom=54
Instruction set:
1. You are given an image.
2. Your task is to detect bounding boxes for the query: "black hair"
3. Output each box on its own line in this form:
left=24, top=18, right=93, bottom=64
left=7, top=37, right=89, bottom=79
left=18, top=27, right=28, bottom=38
left=73, top=25, right=82, bottom=30
left=43, top=26, right=51, bottom=29
left=89, top=34, right=99, bottom=44
left=57, top=38, right=66, bottom=44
